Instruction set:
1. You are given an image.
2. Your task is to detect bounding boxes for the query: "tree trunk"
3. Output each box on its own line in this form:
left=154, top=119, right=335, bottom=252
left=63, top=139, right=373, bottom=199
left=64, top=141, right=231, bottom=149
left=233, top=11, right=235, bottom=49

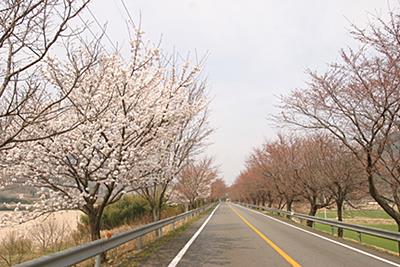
left=88, top=212, right=101, bottom=241
left=286, top=199, right=293, bottom=219
left=336, top=199, right=344, bottom=237
left=369, top=172, right=400, bottom=255
left=366, top=159, right=400, bottom=235
left=189, top=199, right=196, bottom=210
left=261, top=198, right=266, bottom=206
left=307, top=204, right=318, bottom=227
left=286, top=199, right=293, bottom=211
left=88, top=211, right=106, bottom=263
left=152, top=206, right=161, bottom=222
left=278, top=198, right=285, bottom=209
left=398, top=224, right=400, bottom=256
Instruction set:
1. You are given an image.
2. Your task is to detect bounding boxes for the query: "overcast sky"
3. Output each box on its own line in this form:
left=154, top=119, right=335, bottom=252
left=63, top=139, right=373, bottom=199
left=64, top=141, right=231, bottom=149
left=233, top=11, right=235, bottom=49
left=89, top=0, right=398, bottom=184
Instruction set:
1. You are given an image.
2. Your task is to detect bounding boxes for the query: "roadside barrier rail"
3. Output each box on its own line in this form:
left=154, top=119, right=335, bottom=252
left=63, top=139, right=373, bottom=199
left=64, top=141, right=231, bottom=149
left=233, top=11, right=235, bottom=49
left=15, top=203, right=215, bottom=267
left=238, top=203, right=400, bottom=245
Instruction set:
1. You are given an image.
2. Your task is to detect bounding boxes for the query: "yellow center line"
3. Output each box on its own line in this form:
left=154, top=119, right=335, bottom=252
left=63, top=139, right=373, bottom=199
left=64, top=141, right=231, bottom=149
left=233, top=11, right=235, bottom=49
left=229, top=205, right=302, bottom=267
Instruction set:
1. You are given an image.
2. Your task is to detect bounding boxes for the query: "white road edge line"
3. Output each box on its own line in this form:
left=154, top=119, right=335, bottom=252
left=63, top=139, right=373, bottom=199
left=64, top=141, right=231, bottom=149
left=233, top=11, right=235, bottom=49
left=235, top=203, right=400, bottom=267
left=168, top=204, right=220, bottom=267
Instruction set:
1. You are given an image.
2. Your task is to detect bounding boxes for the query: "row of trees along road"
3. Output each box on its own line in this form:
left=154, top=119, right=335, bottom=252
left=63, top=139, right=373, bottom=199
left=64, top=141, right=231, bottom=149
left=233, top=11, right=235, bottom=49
left=230, top=134, right=366, bottom=237
left=0, top=0, right=215, bottom=242
left=231, top=10, right=400, bottom=237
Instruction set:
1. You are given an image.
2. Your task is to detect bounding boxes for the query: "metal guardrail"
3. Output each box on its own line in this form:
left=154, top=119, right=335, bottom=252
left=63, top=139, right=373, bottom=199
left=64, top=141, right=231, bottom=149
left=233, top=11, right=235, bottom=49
left=238, top=203, right=400, bottom=244
left=15, top=204, right=215, bottom=267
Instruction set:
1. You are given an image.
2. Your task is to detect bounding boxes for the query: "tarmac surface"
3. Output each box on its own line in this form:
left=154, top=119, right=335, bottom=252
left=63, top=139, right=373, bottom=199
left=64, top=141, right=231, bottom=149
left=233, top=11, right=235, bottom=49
left=143, top=202, right=400, bottom=267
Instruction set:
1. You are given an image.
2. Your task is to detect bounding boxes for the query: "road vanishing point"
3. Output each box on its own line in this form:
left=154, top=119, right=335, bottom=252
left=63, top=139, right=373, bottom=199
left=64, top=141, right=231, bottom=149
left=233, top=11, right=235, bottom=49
left=146, top=202, right=400, bottom=267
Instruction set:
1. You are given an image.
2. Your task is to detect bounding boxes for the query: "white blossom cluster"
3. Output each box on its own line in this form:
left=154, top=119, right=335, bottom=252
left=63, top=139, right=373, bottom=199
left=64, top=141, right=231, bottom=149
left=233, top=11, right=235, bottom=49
left=1, top=32, right=208, bottom=227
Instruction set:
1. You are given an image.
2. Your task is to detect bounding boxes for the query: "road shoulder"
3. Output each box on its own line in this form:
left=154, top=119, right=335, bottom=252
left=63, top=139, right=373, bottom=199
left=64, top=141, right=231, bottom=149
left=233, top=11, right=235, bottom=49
left=118, top=209, right=211, bottom=267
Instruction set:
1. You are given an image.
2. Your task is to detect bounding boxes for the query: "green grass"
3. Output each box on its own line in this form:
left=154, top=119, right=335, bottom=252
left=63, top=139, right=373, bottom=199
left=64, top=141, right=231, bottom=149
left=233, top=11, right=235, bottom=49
left=366, top=224, right=398, bottom=231
left=285, top=209, right=399, bottom=253
left=316, top=209, right=392, bottom=219
left=314, top=223, right=398, bottom=253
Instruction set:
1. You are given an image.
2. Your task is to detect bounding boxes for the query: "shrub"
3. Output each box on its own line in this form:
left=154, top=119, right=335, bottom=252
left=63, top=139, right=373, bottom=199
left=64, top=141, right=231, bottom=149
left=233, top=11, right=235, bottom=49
left=81, top=195, right=151, bottom=230
left=160, top=204, right=185, bottom=219
left=0, top=231, right=33, bottom=267
left=70, top=222, right=90, bottom=246
left=29, top=218, right=73, bottom=253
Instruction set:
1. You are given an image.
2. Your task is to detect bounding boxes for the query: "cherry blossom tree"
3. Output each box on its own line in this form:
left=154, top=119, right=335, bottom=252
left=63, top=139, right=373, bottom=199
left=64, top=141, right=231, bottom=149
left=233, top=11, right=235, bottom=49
left=0, top=0, right=100, bottom=190
left=210, top=178, right=227, bottom=201
left=0, top=0, right=95, bottom=150
left=293, top=136, right=334, bottom=226
left=138, top=80, right=211, bottom=221
left=316, top=137, right=365, bottom=236
left=229, top=169, right=267, bottom=205
left=2, top=29, right=209, bottom=244
left=278, top=11, right=400, bottom=230
left=230, top=135, right=300, bottom=210
left=248, top=146, right=285, bottom=208
left=261, top=135, right=302, bottom=212
left=175, top=157, right=218, bottom=209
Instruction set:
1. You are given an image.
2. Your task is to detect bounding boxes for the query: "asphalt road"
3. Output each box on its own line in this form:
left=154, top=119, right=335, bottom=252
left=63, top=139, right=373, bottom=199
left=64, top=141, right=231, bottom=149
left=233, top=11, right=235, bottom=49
left=171, top=202, right=400, bottom=267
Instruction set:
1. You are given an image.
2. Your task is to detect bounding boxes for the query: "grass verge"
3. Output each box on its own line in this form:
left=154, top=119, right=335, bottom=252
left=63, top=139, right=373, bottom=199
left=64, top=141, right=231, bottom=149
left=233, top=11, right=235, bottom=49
left=316, top=210, right=392, bottom=219
left=314, top=223, right=398, bottom=254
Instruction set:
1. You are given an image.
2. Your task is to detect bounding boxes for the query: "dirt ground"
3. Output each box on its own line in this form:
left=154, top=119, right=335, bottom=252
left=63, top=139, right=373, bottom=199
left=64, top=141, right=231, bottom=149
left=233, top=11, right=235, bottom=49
left=0, top=210, right=82, bottom=240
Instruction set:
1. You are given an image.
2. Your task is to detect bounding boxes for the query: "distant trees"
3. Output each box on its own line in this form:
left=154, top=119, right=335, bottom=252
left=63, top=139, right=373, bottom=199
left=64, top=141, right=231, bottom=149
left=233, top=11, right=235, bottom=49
left=230, top=169, right=263, bottom=205
left=175, top=157, right=218, bottom=209
left=210, top=178, right=227, bottom=201
left=230, top=134, right=365, bottom=231
left=261, top=135, right=302, bottom=212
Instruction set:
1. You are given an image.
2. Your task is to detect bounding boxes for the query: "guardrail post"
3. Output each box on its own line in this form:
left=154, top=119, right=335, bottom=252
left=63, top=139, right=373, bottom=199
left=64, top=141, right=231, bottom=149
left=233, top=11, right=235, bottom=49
left=398, top=241, right=400, bottom=256
left=357, top=232, right=362, bottom=243
left=136, top=237, right=142, bottom=250
left=331, top=226, right=335, bottom=236
left=156, top=228, right=161, bottom=238
left=95, top=254, right=101, bottom=267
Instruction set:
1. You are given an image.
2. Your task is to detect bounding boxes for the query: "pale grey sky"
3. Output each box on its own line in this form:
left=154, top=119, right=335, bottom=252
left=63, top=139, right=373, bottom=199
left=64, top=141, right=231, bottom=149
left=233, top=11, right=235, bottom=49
left=89, top=0, right=398, bottom=184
